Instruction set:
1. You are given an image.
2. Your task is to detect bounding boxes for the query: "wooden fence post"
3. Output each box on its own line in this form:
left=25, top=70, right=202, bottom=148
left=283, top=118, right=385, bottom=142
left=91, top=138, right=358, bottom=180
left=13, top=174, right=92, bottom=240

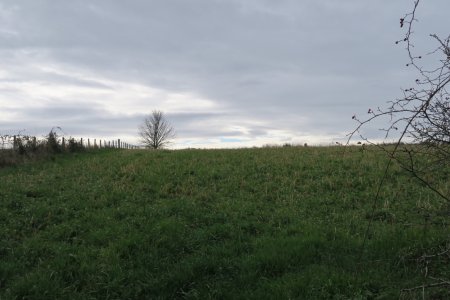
left=64, top=138, right=140, bottom=150
left=13, top=135, right=17, bottom=150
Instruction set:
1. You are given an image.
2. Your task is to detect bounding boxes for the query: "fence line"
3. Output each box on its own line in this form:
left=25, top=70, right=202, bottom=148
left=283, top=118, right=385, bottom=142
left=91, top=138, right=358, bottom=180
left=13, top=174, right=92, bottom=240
left=66, top=137, right=140, bottom=150
left=0, top=135, right=140, bottom=151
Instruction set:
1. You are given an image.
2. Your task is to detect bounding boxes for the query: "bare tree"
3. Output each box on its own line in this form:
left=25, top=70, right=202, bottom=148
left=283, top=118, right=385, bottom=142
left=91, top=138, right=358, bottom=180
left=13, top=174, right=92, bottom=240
left=349, top=0, right=449, bottom=202
left=139, top=110, right=175, bottom=149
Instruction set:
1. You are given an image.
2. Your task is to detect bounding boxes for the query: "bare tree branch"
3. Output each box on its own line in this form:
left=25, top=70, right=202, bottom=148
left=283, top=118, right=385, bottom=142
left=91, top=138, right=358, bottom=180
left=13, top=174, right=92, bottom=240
left=348, top=0, right=449, bottom=202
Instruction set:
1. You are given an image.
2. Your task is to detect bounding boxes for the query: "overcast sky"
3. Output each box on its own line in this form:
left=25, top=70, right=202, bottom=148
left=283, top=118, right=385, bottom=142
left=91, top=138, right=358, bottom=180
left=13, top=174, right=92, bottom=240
left=1, top=0, right=448, bottom=148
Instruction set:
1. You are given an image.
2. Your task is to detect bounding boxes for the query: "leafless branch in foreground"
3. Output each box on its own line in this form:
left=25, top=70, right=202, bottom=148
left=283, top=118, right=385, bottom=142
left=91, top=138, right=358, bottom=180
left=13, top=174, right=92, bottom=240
left=348, top=0, right=449, bottom=202
left=351, top=1, right=449, bottom=296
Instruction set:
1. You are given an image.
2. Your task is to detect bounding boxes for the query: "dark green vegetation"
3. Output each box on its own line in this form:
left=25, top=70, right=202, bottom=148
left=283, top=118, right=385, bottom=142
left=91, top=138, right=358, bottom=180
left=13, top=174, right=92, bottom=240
left=0, top=147, right=448, bottom=299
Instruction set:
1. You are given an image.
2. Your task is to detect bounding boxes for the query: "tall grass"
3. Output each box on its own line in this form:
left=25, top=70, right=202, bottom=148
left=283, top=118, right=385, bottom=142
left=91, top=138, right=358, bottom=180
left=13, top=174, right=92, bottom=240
left=0, top=146, right=448, bottom=299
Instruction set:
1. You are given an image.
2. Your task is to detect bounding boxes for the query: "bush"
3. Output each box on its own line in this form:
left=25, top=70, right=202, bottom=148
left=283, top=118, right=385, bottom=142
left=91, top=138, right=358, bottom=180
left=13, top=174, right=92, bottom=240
left=46, top=130, right=62, bottom=153
left=0, top=130, right=86, bottom=168
left=67, top=138, right=84, bottom=153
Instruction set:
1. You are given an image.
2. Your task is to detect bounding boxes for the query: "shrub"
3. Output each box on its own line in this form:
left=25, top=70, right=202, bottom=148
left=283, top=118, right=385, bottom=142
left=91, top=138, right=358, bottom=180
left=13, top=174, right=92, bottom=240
left=45, top=130, right=62, bottom=153
left=0, top=130, right=86, bottom=168
left=67, top=138, right=84, bottom=153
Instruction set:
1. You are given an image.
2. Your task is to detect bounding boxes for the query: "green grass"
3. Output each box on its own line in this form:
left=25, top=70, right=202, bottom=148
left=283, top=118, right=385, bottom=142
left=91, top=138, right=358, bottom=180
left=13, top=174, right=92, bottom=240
left=0, top=147, right=448, bottom=299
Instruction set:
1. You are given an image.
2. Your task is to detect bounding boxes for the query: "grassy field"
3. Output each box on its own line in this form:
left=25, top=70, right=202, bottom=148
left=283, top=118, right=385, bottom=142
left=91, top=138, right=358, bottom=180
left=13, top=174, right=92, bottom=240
left=0, top=146, right=448, bottom=299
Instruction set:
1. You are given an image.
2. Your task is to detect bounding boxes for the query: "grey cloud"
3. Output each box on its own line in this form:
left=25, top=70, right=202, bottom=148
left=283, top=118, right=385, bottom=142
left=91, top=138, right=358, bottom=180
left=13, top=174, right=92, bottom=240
left=1, top=0, right=449, bottom=146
